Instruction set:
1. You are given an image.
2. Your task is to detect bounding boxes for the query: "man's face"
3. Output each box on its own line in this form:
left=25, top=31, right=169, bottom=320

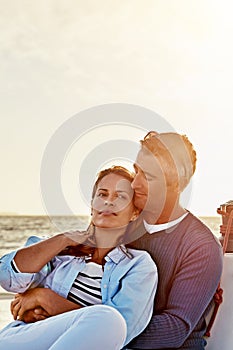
left=131, top=148, right=167, bottom=221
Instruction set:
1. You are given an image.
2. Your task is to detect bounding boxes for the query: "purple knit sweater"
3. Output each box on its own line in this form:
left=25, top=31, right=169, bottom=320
left=127, top=212, right=223, bottom=349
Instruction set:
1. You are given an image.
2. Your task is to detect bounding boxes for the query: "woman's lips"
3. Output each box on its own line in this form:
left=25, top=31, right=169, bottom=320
left=99, top=211, right=117, bottom=216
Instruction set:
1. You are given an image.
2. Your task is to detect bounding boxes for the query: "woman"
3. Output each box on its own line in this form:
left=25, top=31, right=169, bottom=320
left=0, top=166, right=158, bottom=350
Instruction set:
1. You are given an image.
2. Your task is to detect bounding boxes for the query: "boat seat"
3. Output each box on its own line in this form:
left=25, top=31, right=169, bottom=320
left=205, top=253, right=233, bottom=350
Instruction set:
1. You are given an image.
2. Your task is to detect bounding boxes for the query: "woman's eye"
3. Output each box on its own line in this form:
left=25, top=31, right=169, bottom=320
left=97, top=192, right=107, bottom=197
left=117, top=194, right=127, bottom=200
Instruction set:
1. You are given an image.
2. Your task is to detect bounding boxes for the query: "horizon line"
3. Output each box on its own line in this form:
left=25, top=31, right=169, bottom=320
left=0, top=213, right=220, bottom=218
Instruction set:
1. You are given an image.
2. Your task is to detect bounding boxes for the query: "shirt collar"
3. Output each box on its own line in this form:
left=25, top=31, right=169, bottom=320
left=144, top=212, right=188, bottom=234
left=105, top=246, right=128, bottom=264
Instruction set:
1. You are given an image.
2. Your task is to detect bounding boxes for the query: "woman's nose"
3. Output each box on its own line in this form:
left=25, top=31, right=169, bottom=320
left=104, top=200, right=114, bottom=207
left=103, top=193, right=116, bottom=205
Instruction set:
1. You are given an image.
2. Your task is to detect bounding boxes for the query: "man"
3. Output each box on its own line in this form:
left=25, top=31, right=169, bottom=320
left=126, top=131, right=223, bottom=349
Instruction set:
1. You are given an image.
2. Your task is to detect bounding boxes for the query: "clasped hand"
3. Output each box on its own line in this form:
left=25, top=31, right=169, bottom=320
left=11, top=288, right=49, bottom=323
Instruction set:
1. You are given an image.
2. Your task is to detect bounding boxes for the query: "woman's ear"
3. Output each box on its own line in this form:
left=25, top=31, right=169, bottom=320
left=130, top=208, right=140, bottom=222
left=90, top=199, right=93, bottom=215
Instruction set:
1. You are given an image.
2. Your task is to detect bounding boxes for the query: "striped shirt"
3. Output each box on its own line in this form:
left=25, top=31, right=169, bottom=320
left=67, top=262, right=103, bottom=306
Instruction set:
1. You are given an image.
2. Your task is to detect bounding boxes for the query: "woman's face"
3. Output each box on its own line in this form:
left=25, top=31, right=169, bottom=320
left=91, top=173, right=136, bottom=229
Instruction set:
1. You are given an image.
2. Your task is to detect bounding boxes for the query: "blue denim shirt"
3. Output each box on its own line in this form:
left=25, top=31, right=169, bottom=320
left=0, top=236, right=158, bottom=346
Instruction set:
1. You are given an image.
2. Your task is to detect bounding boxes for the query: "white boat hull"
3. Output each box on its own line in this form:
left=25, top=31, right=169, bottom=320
left=206, top=253, right=233, bottom=349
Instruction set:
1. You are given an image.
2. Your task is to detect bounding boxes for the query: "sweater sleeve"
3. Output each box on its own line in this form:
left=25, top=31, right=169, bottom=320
left=129, top=237, right=223, bottom=349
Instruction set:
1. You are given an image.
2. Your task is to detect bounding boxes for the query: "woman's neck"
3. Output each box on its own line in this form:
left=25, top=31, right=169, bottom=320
left=90, top=247, right=112, bottom=265
left=94, top=226, right=126, bottom=248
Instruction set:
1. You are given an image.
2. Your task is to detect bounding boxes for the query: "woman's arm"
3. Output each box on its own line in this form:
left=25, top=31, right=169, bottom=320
left=11, top=287, right=83, bottom=320
left=14, top=231, right=89, bottom=273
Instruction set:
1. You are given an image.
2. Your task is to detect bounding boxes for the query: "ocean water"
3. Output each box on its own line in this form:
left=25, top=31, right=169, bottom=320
left=0, top=215, right=91, bottom=258
left=0, top=215, right=222, bottom=258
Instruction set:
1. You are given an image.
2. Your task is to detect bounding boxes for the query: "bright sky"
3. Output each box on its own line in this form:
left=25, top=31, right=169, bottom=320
left=1, top=0, right=232, bottom=217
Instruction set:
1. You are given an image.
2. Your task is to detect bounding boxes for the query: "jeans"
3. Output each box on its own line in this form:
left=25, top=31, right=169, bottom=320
left=0, top=305, right=127, bottom=350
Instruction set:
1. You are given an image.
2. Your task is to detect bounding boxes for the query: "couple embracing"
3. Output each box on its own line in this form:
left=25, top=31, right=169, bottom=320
left=0, top=131, right=223, bottom=350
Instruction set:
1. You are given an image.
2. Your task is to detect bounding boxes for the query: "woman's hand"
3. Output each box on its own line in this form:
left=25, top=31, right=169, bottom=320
left=19, top=307, right=50, bottom=323
left=11, top=287, right=83, bottom=321
left=59, top=227, right=95, bottom=256
left=62, top=227, right=95, bottom=247
left=11, top=288, right=44, bottom=320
